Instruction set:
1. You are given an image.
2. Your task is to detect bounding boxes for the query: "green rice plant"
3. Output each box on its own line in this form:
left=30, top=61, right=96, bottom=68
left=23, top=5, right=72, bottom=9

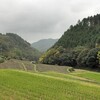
left=0, top=69, right=99, bottom=100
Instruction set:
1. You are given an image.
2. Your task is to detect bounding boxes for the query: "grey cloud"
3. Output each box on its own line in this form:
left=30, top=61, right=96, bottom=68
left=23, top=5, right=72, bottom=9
left=0, top=0, right=100, bottom=43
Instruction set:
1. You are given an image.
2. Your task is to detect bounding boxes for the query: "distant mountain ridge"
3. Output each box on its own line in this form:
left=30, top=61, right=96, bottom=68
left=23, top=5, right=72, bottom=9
left=31, top=38, right=58, bottom=52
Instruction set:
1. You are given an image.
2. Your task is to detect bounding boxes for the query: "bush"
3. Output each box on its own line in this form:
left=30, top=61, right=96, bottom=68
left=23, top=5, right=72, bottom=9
left=85, top=48, right=100, bottom=68
left=86, top=56, right=99, bottom=68
left=77, top=49, right=89, bottom=67
left=0, top=57, right=4, bottom=63
left=67, top=67, right=75, bottom=72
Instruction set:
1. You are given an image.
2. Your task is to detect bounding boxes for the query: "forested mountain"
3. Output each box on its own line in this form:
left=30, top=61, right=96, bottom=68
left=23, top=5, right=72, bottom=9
left=39, top=14, right=100, bottom=69
left=0, top=33, right=41, bottom=61
left=31, top=39, right=58, bottom=52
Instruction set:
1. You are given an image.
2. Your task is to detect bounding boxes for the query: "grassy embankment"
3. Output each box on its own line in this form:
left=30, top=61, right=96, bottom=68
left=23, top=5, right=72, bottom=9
left=0, top=59, right=100, bottom=100
left=0, top=69, right=99, bottom=100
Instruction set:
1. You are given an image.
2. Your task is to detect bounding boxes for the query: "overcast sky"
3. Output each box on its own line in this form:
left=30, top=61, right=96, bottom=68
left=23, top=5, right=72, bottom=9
left=0, top=0, right=100, bottom=43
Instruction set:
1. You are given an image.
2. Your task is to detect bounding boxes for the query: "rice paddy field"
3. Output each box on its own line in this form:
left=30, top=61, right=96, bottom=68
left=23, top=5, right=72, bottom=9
left=0, top=59, right=100, bottom=100
left=0, top=59, right=70, bottom=73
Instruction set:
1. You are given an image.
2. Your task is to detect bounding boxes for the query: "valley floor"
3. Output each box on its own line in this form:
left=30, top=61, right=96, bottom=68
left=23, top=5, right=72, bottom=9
left=0, top=59, right=100, bottom=100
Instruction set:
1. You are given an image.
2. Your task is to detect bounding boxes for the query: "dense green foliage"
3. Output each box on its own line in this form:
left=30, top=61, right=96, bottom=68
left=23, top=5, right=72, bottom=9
left=55, top=14, right=100, bottom=48
left=40, top=14, right=100, bottom=69
left=0, top=69, right=100, bottom=100
left=0, top=33, right=41, bottom=61
left=0, top=56, right=5, bottom=63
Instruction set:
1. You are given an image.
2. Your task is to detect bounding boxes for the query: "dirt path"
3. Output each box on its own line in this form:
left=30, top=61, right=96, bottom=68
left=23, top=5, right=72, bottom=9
left=33, top=64, right=37, bottom=72
left=21, top=63, right=27, bottom=71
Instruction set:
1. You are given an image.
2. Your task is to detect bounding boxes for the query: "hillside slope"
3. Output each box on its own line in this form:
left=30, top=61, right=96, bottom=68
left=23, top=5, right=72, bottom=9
left=31, top=38, right=58, bottom=52
left=0, top=33, right=41, bottom=61
left=0, top=69, right=100, bottom=100
left=55, top=17, right=100, bottom=48
left=39, top=14, right=100, bottom=69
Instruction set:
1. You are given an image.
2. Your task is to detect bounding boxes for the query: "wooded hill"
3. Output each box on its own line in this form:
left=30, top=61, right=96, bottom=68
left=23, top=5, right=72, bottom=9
left=39, top=14, right=100, bottom=69
left=31, top=38, right=58, bottom=52
left=0, top=33, right=41, bottom=61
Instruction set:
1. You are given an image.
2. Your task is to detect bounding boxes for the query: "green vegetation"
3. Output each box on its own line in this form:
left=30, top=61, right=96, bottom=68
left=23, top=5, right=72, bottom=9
left=0, top=56, right=5, bottom=63
left=0, top=33, right=41, bottom=61
left=70, top=71, right=100, bottom=83
left=0, top=69, right=100, bottom=100
left=39, top=14, right=100, bottom=69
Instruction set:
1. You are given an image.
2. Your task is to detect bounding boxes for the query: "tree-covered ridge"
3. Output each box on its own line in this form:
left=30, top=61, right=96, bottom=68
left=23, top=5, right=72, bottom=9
left=40, top=14, right=100, bottom=69
left=0, top=33, right=41, bottom=61
left=55, top=14, right=100, bottom=48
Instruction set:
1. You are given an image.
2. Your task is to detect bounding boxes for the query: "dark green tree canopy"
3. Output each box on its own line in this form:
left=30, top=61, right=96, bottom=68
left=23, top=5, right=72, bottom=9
left=39, top=14, right=100, bottom=69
